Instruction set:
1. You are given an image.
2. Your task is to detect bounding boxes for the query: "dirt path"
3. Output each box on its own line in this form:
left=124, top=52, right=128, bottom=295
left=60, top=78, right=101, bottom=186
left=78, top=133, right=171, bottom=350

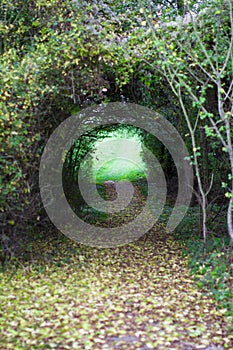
left=0, top=229, right=232, bottom=350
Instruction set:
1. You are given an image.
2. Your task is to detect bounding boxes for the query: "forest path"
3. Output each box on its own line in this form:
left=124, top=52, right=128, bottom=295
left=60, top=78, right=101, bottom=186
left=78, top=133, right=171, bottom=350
left=0, top=229, right=232, bottom=350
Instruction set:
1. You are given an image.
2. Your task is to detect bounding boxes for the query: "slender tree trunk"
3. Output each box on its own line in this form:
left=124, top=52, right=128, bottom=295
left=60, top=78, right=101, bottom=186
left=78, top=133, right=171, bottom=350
left=177, top=89, right=208, bottom=257
left=227, top=197, right=233, bottom=244
left=201, top=198, right=207, bottom=258
left=227, top=157, right=233, bottom=244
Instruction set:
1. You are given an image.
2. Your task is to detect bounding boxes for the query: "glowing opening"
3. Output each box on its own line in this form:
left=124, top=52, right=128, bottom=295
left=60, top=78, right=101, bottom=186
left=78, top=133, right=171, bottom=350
left=78, top=128, right=148, bottom=184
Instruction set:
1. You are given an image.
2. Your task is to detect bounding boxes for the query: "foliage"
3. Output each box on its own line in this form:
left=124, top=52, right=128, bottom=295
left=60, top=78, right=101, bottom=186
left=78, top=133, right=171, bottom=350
left=1, top=2, right=233, bottom=346
left=175, top=207, right=233, bottom=320
left=0, top=0, right=120, bottom=231
left=2, top=0, right=231, bottom=239
left=119, top=0, right=233, bottom=243
left=64, top=124, right=144, bottom=182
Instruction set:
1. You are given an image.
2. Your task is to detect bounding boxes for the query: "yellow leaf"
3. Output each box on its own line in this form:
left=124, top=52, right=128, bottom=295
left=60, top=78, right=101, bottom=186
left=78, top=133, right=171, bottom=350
left=8, top=220, right=15, bottom=225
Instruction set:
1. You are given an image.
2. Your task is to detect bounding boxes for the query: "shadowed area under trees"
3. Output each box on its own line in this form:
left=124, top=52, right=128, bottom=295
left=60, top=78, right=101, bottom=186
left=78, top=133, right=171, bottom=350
left=0, top=0, right=233, bottom=348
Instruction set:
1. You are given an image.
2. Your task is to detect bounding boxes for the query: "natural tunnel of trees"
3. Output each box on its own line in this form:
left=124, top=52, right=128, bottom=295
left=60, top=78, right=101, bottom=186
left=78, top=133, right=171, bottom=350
left=1, top=2, right=233, bottom=346
left=1, top=0, right=233, bottom=257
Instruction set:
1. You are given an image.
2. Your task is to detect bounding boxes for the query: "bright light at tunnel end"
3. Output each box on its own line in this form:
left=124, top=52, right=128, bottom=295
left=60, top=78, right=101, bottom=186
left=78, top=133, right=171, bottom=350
left=39, top=102, right=193, bottom=248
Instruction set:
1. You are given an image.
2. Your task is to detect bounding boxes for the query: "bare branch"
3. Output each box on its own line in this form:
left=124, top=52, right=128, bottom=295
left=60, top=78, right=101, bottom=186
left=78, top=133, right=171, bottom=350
left=220, top=0, right=233, bottom=75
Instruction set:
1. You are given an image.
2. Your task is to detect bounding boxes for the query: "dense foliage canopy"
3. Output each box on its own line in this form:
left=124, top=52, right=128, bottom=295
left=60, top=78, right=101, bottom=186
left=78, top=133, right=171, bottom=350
left=1, top=0, right=232, bottom=247
left=1, top=0, right=233, bottom=346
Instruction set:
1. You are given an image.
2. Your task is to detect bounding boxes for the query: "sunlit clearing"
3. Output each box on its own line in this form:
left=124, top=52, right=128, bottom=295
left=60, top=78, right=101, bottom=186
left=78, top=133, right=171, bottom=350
left=92, top=135, right=147, bottom=184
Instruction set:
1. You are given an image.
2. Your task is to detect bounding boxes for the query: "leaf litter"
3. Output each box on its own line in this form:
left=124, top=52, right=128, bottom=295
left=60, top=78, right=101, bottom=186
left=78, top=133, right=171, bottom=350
left=0, top=226, right=232, bottom=350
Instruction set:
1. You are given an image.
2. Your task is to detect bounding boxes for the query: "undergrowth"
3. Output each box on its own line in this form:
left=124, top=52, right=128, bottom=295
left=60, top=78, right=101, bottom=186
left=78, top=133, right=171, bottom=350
left=174, top=206, right=233, bottom=325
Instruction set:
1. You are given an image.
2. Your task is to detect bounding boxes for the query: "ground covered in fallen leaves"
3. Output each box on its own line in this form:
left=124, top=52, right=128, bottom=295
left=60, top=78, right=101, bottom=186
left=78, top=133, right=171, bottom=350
left=0, top=229, right=232, bottom=350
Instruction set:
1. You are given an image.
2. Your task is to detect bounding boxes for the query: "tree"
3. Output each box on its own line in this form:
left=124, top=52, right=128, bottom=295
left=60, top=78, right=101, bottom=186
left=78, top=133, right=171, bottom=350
left=0, top=0, right=120, bottom=241
left=138, top=0, right=233, bottom=244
